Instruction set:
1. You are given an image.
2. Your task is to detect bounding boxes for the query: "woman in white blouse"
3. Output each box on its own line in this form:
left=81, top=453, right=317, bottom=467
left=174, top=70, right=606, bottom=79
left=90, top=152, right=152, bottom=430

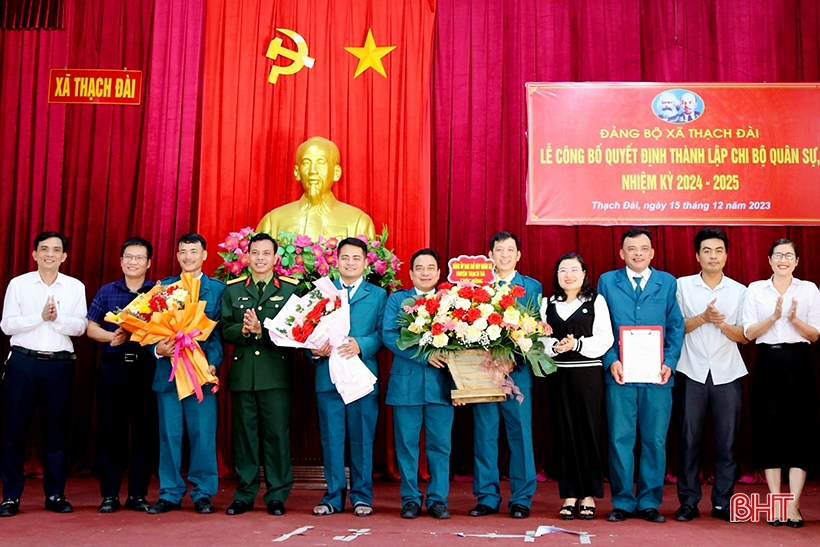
left=540, top=253, right=614, bottom=521
left=741, top=238, right=820, bottom=528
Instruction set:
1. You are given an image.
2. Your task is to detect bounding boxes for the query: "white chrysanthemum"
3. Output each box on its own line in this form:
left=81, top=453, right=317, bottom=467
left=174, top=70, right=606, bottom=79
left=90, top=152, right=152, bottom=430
left=503, top=308, right=521, bottom=325
left=486, top=324, right=502, bottom=340
left=418, top=307, right=430, bottom=319
left=413, top=315, right=429, bottom=328
left=432, top=333, right=449, bottom=348
left=171, top=288, right=188, bottom=304
left=455, top=297, right=471, bottom=310
left=478, top=303, right=494, bottom=318
left=473, top=317, right=488, bottom=331
left=465, top=325, right=482, bottom=343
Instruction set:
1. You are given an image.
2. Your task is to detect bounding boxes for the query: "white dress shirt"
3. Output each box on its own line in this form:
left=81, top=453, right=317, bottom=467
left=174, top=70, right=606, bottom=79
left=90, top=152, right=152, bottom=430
left=539, top=294, right=615, bottom=366
left=741, top=276, right=820, bottom=344
left=677, top=273, right=747, bottom=385
left=341, top=276, right=364, bottom=300
left=1, top=271, right=88, bottom=352
left=626, top=266, right=652, bottom=291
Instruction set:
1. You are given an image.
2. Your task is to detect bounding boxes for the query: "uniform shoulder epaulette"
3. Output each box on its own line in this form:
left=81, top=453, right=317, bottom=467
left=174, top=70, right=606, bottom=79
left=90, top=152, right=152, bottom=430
left=279, top=275, right=299, bottom=285
left=227, top=276, right=248, bottom=285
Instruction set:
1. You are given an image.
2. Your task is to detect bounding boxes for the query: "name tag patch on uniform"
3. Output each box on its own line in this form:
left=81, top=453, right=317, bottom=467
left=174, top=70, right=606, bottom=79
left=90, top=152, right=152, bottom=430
left=237, top=296, right=251, bottom=301
left=271, top=296, right=284, bottom=301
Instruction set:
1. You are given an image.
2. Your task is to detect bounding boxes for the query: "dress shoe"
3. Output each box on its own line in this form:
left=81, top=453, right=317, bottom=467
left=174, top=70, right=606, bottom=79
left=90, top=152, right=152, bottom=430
left=99, top=497, right=121, bottom=513
left=607, top=508, right=632, bottom=522
left=147, top=499, right=181, bottom=514
left=45, top=495, right=73, bottom=513
left=674, top=504, right=700, bottom=521
left=786, top=509, right=804, bottom=528
left=768, top=518, right=786, bottom=527
left=226, top=500, right=252, bottom=515
left=266, top=500, right=286, bottom=516
left=401, top=501, right=421, bottom=519
left=637, top=508, right=666, bottom=523
left=510, top=504, right=530, bottom=519
left=711, top=506, right=731, bottom=522
left=194, top=497, right=215, bottom=514
left=427, top=501, right=451, bottom=519
left=125, top=496, right=151, bottom=512
left=469, top=504, right=499, bottom=517
left=0, top=499, right=20, bottom=517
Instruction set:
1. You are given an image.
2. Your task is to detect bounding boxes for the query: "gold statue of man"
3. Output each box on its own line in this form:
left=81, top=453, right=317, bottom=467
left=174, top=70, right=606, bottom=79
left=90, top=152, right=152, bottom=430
left=256, top=137, right=376, bottom=240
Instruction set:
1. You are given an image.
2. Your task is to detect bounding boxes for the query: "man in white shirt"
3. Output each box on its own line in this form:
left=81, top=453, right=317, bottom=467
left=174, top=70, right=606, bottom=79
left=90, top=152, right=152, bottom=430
left=674, top=228, right=747, bottom=523
left=0, top=232, right=88, bottom=517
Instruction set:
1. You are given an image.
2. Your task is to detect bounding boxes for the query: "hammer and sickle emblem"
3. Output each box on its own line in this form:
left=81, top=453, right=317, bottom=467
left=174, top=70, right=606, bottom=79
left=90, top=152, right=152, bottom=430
left=266, top=28, right=315, bottom=84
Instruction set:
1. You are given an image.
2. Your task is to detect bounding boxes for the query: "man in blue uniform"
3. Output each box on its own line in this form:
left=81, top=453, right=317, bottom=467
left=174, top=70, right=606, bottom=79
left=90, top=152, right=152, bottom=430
left=147, top=233, right=225, bottom=515
left=311, top=237, right=387, bottom=517
left=597, top=227, right=684, bottom=524
left=471, top=232, right=542, bottom=519
left=383, top=248, right=453, bottom=519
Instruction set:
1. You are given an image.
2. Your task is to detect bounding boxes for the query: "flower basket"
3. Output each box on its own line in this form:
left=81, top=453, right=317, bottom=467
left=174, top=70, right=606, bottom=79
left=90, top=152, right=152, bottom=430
left=447, top=349, right=510, bottom=404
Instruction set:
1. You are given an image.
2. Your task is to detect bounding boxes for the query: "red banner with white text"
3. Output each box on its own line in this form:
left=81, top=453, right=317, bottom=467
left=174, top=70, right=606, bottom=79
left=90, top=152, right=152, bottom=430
left=526, top=83, right=820, bottom=225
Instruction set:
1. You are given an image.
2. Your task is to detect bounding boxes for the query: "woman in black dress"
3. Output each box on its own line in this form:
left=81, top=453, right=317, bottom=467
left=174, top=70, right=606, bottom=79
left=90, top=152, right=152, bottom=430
left=540, top=253, right=614, bottom=520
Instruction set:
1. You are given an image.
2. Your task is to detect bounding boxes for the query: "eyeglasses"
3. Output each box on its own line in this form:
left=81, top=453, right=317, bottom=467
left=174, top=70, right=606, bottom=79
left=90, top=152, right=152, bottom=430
left=771, top=252, right=796, bottom=260
left=558, top=267, right=582, bottom=275
left=123, top=255, right=148, bottom=263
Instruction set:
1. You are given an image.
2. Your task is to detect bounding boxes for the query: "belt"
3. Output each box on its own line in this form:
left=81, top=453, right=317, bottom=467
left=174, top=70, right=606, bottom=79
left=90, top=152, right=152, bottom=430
left=101, top=352, right=140, bottom=363
left=760, top=342, right=805, bottom=350
left=12, top=346, right=76, bottom=361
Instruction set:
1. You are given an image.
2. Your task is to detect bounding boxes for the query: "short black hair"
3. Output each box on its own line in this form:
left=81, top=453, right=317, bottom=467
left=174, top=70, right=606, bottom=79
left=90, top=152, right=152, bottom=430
left=694, top=228, right=728, bottom=254
left=338, top=237, right=368, bottom=257
left=551, top=253, right=596, bottom=302
left=121, top=237, right=153, bottom=259
left=34, top=231, right=68, bottom=252
left=177, top=233, right=207, bottom=250
left=769, top=238, right=798, bottom=258
left=410, top=248, right=440, bottom=269
left=489, top=231, right=520, bottom=252
left=621, top=227, right=652, bottom=246
left=249, top=232, right=278, bottom=253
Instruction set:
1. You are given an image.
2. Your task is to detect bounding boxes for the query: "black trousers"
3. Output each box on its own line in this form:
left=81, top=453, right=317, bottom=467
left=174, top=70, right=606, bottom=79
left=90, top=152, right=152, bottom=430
left=546, top=366, right=605, bottom=499
left=1, top=351, right=74, bottom=500
left=674, top=371, right=742, bottom=508
left=97, top=352, right=157, bottom=499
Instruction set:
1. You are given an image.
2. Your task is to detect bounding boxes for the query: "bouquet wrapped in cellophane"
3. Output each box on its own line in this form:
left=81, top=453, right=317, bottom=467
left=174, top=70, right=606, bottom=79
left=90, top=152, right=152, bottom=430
left=104, top=273, right=219, bottom=402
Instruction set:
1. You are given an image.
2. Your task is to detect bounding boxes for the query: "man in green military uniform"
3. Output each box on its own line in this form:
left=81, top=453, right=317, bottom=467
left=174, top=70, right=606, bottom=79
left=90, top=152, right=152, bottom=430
left=222, top=233, right=300, bottom=516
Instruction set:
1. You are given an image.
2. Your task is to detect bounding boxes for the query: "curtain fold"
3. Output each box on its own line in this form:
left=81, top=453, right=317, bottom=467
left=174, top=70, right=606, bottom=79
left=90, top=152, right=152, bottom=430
left=432, top=0, right=820, bottom=481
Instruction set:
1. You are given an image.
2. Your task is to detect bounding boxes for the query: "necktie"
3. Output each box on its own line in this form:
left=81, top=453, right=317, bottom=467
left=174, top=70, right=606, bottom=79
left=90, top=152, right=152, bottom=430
left=257, top=281, right=266, bottom=296
left=633, top=276, right=643, bottom=298
left=498, top=280, right=508, bottom=287
left=344, top=284, right=353, bottom=300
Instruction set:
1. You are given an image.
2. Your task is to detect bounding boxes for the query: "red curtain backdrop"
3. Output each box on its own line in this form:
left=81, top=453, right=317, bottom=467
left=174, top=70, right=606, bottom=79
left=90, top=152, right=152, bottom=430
left=432, top=0, right=820, bottom=480
left=0, top=0, right=203, bottom=473
left=198, top=0, right=436, bottom=476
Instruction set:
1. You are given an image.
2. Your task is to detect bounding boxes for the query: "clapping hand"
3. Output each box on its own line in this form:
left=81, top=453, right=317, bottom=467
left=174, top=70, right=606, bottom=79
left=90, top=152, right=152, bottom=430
left=772, top=295, right=784, bottom=321
left=703, top=298, right=727, bottom=325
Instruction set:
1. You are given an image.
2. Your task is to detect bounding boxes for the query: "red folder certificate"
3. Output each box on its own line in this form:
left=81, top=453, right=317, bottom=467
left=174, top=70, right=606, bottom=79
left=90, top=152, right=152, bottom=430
left=619, top=326, right=663, bottom=384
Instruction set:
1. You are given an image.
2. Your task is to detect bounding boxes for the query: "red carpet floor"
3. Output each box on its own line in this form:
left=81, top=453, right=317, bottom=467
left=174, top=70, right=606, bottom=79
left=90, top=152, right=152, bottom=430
left=0, top=478, right=818, bottom=546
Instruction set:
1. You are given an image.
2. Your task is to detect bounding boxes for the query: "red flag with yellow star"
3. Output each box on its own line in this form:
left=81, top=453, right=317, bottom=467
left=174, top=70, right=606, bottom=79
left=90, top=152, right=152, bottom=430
left=199, top=0, right=436, bottom=285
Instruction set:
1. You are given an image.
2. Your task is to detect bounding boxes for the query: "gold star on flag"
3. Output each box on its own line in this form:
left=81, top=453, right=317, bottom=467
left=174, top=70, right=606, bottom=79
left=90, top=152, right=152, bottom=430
left=344, top=29, right=396, bottom=78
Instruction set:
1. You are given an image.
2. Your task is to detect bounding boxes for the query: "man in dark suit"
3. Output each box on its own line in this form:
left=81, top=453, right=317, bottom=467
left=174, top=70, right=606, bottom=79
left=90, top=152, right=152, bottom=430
left=221, top=233, right=300, bottom=516
left=383, top=248, right=453, bottom=520
left=147, top=233, right=225, bottom=515
left=597, top=227, right=684, bottom=524
left=311, top=237, right=387, bottom=517
left=471, top=232, right=542, bottom=519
